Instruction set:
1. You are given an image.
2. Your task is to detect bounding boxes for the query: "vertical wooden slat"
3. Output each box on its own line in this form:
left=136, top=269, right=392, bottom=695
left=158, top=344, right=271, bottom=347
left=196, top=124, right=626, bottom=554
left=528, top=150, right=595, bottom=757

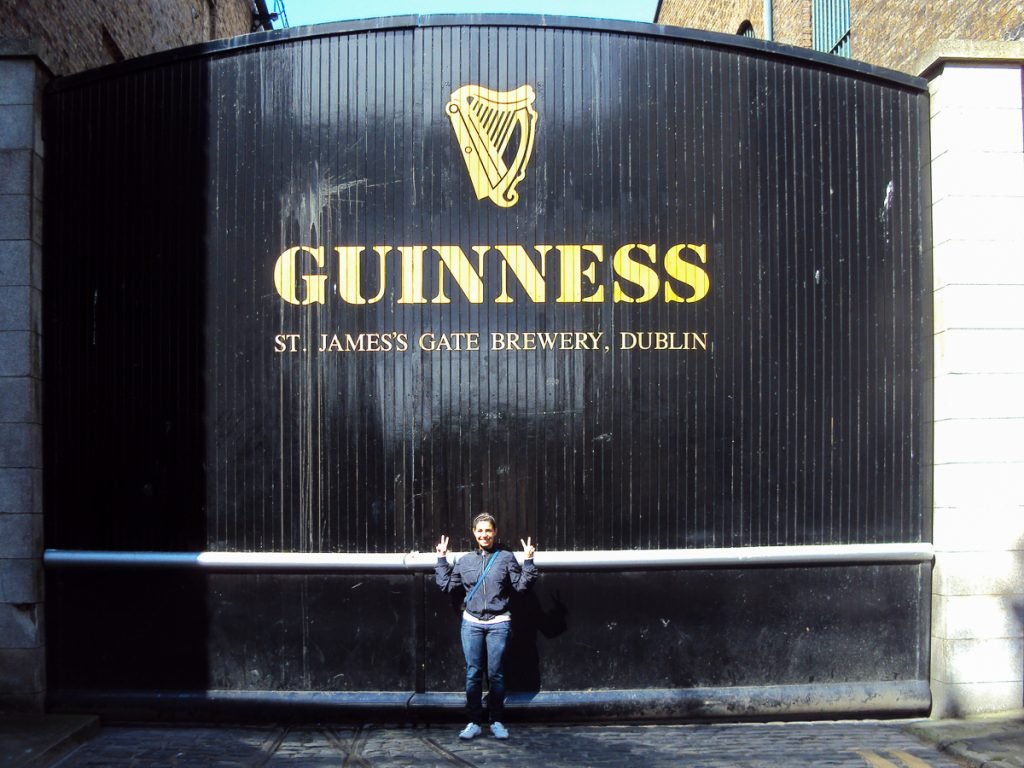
left=45, top=20, right=930, bottom=558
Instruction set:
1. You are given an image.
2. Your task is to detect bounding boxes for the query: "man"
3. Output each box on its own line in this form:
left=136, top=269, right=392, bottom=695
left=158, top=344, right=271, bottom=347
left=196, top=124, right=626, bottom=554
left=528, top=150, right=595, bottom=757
left=435, top=513, right=538, bottom=740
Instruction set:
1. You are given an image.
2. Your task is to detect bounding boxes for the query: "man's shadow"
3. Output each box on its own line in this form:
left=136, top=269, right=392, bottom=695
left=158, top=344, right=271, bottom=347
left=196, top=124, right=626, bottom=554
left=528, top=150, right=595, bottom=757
left=505, top=588, right=569, bottom=692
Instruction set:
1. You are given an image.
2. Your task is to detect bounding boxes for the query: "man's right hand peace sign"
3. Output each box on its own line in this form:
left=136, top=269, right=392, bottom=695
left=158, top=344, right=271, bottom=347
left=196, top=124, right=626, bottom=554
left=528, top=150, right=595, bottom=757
left=436, top=534, right=449, bottom=556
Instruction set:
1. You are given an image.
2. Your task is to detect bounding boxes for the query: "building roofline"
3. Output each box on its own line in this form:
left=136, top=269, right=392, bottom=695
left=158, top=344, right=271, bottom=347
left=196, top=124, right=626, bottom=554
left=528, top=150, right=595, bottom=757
left=0, top=36, right=56, bottom=77
left=914, top=38, right=1024, bottom=79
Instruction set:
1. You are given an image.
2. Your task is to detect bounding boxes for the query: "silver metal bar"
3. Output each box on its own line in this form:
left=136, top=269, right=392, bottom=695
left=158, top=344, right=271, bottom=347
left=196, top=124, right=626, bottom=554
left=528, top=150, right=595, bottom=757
left=43, top=543, right=934, bottom=571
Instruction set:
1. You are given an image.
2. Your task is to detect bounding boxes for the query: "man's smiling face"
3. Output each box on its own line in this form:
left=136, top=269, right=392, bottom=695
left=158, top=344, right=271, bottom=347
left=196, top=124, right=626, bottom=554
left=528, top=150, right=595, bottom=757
left=474, top=521, right=496, bottom=551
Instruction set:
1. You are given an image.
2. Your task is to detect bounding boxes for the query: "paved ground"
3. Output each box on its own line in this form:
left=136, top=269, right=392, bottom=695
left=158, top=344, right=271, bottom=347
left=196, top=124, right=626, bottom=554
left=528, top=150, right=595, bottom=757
left=33, top=721, right=973, bottom=768
left=6, top=713, right=1024, bottom=767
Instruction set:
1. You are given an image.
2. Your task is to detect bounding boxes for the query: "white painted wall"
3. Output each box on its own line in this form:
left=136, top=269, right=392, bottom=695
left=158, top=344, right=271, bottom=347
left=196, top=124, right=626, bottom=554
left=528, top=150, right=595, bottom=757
left=927, top=44, right=1024, bottom=717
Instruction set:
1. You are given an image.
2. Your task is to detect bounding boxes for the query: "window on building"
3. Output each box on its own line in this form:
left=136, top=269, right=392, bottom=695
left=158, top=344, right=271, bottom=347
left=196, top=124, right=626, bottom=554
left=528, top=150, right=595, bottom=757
left=737, top=20, right=756, bottom=38
left=812, top=0, right=851, bottom=57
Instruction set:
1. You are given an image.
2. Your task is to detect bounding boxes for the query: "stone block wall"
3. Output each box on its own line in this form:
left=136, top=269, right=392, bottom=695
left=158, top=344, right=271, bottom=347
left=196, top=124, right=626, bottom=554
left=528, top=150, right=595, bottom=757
left=0, top=0, right=260, bottom=711
left=928, top=44, right=1024, bottom=716
left=0, top=43, right=47, bottom=713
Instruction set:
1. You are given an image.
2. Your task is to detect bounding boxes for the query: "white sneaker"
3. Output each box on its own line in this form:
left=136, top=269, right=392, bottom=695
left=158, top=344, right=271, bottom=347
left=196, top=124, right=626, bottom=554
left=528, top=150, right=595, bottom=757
left=490, top=721, right=509, bottom=739
left=459, top=722, right=482, bottom=740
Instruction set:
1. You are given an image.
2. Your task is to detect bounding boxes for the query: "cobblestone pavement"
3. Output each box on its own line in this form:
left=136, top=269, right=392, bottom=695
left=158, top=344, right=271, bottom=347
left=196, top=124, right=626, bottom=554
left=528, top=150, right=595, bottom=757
left=49, top=721, right=968, bottom=768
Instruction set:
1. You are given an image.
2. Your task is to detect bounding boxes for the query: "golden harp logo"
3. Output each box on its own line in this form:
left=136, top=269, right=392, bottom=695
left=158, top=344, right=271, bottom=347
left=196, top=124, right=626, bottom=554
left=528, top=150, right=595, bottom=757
left=446, top=84, right=537, bottom=208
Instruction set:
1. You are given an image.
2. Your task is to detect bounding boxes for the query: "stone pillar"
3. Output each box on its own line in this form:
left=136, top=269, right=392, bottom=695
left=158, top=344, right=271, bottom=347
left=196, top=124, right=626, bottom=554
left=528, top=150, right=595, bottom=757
left=924, top=42, right=1024, bottom=717
left=0, top=41, right=48, bottom=713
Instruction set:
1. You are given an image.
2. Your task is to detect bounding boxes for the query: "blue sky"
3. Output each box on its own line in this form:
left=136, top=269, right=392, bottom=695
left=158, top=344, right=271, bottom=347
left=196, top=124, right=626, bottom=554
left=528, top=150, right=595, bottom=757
left=280, top=0, right=660, bottom=27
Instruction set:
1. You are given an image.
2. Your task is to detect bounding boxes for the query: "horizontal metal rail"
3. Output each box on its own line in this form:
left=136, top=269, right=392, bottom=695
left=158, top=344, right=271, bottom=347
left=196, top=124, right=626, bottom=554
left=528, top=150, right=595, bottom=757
left=49, top=679, right=931, bottom=720
left=43, top=543, right=934, bottom=572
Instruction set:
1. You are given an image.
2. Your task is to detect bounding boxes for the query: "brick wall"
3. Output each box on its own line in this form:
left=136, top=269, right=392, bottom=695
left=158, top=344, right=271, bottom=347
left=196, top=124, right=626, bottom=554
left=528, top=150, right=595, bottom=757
left=773, top=0, right=811, bottom=48
left=853, top=0, right=1024, bottom=72
left=0, top=0, right=253, bottom=76
left=657, top=0, right=1022, bottom=72
left=657, top=0, right=766, bottom=38
left=656, top=0, right=811, bottom=48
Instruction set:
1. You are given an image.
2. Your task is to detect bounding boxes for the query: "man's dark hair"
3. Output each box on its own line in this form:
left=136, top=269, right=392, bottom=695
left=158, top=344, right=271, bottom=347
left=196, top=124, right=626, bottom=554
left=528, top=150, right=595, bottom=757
left=471, top=513, right=497, bottom=529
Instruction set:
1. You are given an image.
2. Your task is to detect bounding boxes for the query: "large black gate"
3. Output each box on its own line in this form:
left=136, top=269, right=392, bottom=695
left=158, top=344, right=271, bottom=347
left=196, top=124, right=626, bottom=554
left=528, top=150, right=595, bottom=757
left=43, top=16, right=932, bottom=719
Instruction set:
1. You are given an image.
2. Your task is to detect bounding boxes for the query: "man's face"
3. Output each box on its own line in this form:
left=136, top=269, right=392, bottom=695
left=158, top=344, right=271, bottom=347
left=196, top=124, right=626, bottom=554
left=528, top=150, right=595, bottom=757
left=473, top=521, right=496, bottom=550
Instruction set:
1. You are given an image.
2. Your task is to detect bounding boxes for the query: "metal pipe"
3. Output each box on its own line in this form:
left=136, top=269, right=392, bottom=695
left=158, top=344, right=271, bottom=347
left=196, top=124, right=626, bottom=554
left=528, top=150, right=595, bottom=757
left=252, top=0, right=276, bottom=31
left=48, top=679, right=931, bottom=719
left=43, top=542, right=933, bottom=572
left=764, top=0, right=774, bottom=41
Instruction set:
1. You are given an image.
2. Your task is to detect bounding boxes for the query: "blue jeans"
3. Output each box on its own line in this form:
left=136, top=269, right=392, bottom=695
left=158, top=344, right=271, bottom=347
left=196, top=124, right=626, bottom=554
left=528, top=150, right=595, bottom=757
left=460, top=618, right=511, bottom=724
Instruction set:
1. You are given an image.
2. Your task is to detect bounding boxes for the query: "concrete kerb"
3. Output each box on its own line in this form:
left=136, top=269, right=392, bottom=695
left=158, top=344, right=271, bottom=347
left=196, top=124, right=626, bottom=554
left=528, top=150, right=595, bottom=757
left=904, top=710, right=1024, bottom=768
left=0, top=715, right=99, bottom=768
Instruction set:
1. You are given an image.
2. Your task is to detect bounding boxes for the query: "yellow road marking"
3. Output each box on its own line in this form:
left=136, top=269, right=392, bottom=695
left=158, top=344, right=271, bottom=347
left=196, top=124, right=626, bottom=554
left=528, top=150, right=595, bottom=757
left=855, top=749, right=933, bottom=768
left=890, top=750, right=932, bottom=768
left=856, top=749, right=903, bottom=768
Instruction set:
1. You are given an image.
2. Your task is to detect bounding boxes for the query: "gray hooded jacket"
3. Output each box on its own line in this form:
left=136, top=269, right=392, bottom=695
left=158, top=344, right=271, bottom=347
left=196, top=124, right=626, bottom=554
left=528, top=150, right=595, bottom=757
left=435, top=546, right=538, bottom=619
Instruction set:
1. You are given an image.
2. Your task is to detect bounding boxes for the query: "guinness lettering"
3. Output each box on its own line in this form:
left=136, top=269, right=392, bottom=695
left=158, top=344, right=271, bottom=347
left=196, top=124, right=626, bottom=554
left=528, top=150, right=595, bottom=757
left=273, top=242, right=710, bottom=306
